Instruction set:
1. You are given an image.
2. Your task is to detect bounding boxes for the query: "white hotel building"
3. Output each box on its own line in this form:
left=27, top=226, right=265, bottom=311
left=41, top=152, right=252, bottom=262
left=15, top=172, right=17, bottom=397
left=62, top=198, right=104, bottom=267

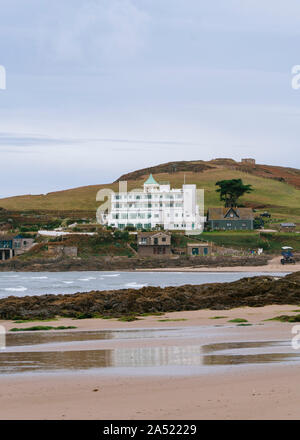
left=100, top=174, right=204, bottom=233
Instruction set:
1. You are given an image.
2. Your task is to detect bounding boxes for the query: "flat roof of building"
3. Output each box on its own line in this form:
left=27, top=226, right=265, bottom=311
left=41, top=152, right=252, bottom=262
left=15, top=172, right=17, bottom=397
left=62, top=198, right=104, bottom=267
left=186, top=242, right=211, bottom=246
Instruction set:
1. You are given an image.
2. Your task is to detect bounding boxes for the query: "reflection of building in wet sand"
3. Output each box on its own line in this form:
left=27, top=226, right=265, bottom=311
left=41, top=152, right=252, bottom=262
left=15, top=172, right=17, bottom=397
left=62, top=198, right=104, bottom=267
left=112, top=345, right=203, bottom=367
left=0, top=340, right=299, bottom=374
left=0, top=346, right=203, bottom=374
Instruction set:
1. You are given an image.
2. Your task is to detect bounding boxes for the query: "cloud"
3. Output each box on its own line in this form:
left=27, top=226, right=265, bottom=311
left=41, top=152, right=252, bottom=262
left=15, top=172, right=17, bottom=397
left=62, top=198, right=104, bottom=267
left=0, top=132, right=200, bottom=149
left=0, top=0, right=300, bottom=197
left=0, top=133, right=76, bottom=147
left=36, top=0, right=150, bottom=68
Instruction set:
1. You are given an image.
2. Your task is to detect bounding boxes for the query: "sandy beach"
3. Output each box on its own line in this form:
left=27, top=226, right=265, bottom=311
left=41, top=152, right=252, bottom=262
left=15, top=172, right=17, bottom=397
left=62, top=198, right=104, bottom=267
left=137, top=256, right=300, bottom=272
left=1, top=363, right=300, bottom=420
left=0, top=303, right=300, bottom=420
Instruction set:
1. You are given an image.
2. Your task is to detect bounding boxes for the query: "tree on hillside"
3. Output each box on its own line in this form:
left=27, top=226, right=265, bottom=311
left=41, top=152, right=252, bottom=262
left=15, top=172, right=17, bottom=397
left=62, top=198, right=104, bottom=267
left=215, top=179, right=253, bottom=207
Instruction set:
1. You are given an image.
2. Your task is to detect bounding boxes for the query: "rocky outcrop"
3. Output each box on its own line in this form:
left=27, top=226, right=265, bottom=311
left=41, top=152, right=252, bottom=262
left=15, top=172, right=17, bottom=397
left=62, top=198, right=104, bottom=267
left=0, top=255, right=270, bottom=272
left=0, top=272, right=299, bottom=321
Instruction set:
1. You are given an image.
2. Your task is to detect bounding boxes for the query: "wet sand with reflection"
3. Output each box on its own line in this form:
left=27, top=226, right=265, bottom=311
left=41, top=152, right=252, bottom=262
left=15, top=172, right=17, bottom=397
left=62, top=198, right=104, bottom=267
left=1, top=343, right=300, bottom=375
left=1, top=328, right=299, bottom=375
left=1, top=305, right=300, bottom=419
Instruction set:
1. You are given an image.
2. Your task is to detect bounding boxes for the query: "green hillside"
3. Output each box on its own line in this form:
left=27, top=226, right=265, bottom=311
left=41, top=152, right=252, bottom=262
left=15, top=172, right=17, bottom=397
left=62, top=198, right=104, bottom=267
left=199, top=231, right=300, bottom=252
left=0, top=161, right=300, bottom=224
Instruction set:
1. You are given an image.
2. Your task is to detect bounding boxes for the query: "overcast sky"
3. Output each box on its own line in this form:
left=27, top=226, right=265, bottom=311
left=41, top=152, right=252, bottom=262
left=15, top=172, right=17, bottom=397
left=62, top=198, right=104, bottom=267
left=1, top=0, right=300, bottom=197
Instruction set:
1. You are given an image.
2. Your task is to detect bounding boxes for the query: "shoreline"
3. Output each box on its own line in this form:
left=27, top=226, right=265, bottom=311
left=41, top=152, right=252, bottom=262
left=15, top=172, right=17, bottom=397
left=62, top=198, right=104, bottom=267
left=0, top=256, right=298, bottom=273
left=0, top=271, right=299, bottom=321
left=136, top=266, right=295, bottom=272
left=0, top=308, right=300, bottom=419
left=136, top=256, right=300, bottom=273
left=0, top=255, right=272, bottom=272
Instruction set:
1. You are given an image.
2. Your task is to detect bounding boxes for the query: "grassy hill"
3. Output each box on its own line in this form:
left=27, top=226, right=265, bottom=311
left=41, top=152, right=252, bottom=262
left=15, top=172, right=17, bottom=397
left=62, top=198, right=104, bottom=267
left=0, top=159, right=300, bottom=224
left=199, top=231, right=300, bottom=252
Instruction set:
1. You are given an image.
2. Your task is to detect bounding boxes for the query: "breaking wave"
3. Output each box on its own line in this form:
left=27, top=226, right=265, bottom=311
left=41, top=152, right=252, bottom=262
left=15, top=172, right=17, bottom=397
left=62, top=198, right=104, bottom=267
left=4, top=286, right=28, bottom=292
left=125, top=282, right=148, bottom=289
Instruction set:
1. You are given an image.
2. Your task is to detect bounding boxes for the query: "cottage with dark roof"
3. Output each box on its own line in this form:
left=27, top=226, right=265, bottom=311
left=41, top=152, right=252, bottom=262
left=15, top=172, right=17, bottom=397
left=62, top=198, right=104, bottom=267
left=207, top=207, right=254, bottom=230
left=137, top=231, right=171, bottom=256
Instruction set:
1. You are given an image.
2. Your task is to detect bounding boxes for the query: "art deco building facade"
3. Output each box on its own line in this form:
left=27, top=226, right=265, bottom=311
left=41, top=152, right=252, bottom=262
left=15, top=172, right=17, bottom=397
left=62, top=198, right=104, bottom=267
left=100, top=174, right=204, bottom=232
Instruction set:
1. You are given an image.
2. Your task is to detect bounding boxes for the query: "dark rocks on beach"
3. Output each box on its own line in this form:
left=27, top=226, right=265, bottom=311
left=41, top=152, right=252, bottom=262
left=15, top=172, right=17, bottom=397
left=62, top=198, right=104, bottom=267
left=0, top=272, right=299, bottom=321
left=0, top=255, right=270, bottom=272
